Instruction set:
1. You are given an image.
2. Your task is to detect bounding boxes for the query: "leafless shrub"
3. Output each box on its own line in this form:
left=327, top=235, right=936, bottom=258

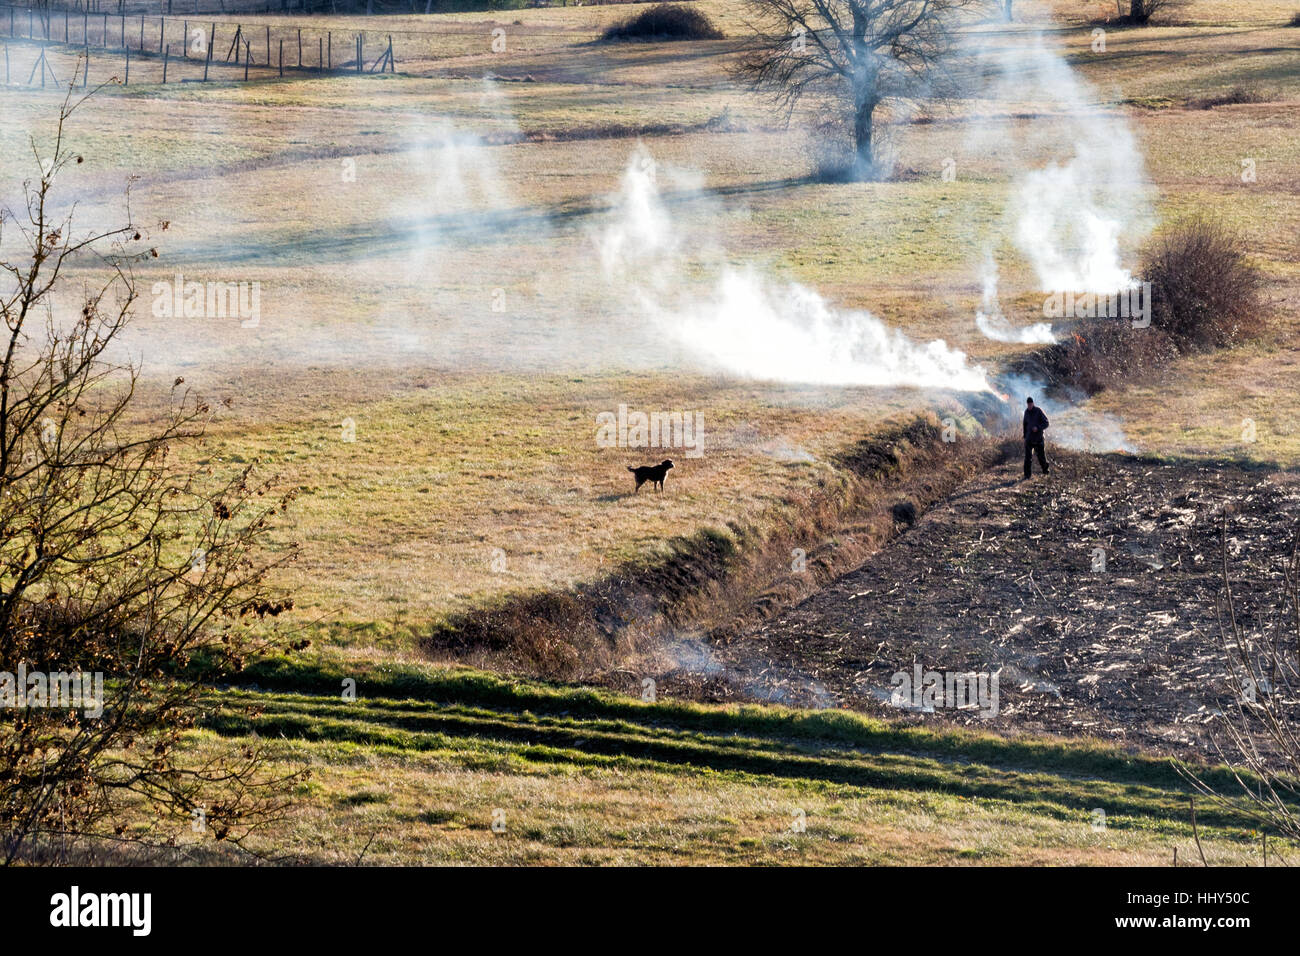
left=802, top=115, right=862, bottom=183
left=601, top=4, right=724, bottom=42
left=1186, top=86, right=1268, bottom=110
left=1178, top=519, right=1300, bottom=849
left=1013, top=220, right=1265, bottom=395
left=1115, top=0, right=1186, bottom=25
left=1018, top=320, right=1178, bottom=395
left=0, top=82, right=304, bottom=865
left=1143, top=218, right=1265, bottom=352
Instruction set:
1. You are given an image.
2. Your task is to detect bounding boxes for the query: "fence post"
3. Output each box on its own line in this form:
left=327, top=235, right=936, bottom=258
left=265, top=24, right=269, bottom=64
left=162, top=42, right=168, bottom=81
left=278, top=37, right=282, bottom=76
left=124, top=45, right=128, bottom=84
left=182, top=18, right=187, bottom=56
left=203, top=26, right=211, bottom=78
left=318, top=35, right=321, bottom=70
left=244, top=40, right=249, bottom=79
left=327, top=31, right=330, bottom=70
left=158, top=18, right=163, bottom=53
left=356, top=34, right=360, bottom=73
left=139, top=16, right=144, bottom=52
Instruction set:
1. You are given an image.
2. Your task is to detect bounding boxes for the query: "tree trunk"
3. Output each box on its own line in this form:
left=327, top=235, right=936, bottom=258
left=854, top=97, right=876, bottom=178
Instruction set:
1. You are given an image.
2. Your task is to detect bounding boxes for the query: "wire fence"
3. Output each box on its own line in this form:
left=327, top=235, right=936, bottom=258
left=0, top=0, right=1287, bottom=90
left=0, top=2, right=407, bottom=85
left=25, top=0, right=668, bottom=16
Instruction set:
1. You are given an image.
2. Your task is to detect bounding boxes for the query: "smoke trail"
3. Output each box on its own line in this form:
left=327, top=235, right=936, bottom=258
left=974, top=258, right=1056, bottom=344
left=992, top=372, right=1135, bottom=453
left=599, top=147, right=992, bottom=393
left=974, top=31, right=1153, bottom=294
left=967, top=27, right=1154, bottom=349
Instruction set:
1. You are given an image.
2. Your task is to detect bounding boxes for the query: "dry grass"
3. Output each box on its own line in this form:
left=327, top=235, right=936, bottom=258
left=122, top=666, right=1289, bottom=866
left=4, top=0, right=1300, bottom=864
left=2, top=0, right=1294, bottom=646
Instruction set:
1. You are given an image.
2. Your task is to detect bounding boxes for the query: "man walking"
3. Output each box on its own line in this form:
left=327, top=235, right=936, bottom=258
left=1023, top=397, right=1049, bottom=479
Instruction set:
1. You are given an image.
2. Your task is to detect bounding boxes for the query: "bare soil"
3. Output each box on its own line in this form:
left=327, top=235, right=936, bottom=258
left=659, top=451, right=1300, bottom=755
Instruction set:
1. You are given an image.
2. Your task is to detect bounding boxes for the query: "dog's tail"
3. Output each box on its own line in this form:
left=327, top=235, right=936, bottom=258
left=627, top=466, right=635, bottom=472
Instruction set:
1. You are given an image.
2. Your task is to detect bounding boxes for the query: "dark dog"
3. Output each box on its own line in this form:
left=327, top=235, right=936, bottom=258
left=628, top=459, right=673, bottom=494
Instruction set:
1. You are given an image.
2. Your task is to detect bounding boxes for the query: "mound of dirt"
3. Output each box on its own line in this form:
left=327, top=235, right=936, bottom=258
left=655, top=452, right=1300, bottom=755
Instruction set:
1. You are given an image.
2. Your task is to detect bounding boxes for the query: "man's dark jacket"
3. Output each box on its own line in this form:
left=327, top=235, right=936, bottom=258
left=1023, top=406, right=1049, bottom=442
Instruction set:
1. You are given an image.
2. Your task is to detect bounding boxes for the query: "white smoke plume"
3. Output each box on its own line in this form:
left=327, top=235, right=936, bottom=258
left=993, top=372, right=1135, bottom=453
left=599, top=147, right=992, bottom=393
left=979, top=32, right=1152, bottom=294
left=968, top=28, right=1154, bottom=347
left=974, top=258, right=1056, bottom=344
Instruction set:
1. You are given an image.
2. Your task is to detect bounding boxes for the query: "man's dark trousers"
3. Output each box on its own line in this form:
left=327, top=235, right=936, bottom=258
left=1024, top=439, right=1048, bottom=478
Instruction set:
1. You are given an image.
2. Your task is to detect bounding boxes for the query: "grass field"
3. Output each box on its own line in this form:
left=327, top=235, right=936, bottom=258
left=2, top=0, right=1298, bottom=863
left=168, top=663, right=1285, bottom=865
left=4, top=0, right=1292, bottom=639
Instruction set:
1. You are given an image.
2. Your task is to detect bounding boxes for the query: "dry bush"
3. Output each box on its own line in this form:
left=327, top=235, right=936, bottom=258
left=1186, top=86, right=1268, bottom=110
left=802, top=116, right=862, bottom=183
left=601, top=4, right=724, bottom=42
left=1143, top=218, right=1265, bottom=352
left=1, top=85, right=302, bottom=865
left=1013, top=219, right=1264, bottom=395
left=1019, top=320, right=1179, bottom=395
left=1115, top=0, right=1186, bottom=24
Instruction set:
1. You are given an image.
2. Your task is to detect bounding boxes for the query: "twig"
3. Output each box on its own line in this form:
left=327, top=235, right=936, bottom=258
left=353, top=831, right=377, bottom=866
left=1190, top=795, right=1208, bottom=867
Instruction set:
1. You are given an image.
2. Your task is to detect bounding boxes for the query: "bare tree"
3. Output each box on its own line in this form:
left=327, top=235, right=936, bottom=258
left=0, top=80, right=304, bottom=864
left=734, top=0, right=987, bottom=179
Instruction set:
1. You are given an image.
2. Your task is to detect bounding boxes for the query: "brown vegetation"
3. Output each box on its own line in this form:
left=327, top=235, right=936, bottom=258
left=601, top=4, right=725, bottom=41
left=422, top=418, right=1014, bottom=680
left=1012, top=218, right=1266, bottom=395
